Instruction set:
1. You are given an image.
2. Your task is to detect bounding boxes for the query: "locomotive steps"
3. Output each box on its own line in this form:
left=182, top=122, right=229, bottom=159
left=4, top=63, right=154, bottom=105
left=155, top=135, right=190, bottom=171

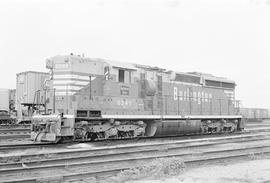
left=1, top=130, right=270, bottom=182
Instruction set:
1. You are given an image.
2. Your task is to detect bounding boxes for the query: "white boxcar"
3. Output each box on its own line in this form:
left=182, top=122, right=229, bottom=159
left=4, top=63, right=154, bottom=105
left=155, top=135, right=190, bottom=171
left=240, top=107, right=270, bottom=122
left=16, top=71, right=49, bottom=123
left=0, top=88, right=10, bottom=111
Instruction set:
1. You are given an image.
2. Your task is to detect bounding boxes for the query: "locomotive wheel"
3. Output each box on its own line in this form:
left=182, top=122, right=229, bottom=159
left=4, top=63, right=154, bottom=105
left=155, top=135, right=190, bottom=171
left=87, top=132, right=98, bottom=141
left=55, top=137, right=63, bottom=143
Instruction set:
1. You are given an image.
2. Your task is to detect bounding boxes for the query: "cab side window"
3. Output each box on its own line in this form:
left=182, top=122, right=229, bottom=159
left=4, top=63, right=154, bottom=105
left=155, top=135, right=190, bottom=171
left=118, top=69, right=125, bottom=83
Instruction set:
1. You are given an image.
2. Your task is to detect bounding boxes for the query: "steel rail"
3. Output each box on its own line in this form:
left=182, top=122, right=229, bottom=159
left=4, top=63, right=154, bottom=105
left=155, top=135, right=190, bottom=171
left=0, top=130, right=268, bottom=155
left=0, top=127, right=269, bottom=150
left=1, top=134, right=270, bottom=170
left=0, top=124, right=30, bottom=129
left=1, top=141, right=270, bottom=183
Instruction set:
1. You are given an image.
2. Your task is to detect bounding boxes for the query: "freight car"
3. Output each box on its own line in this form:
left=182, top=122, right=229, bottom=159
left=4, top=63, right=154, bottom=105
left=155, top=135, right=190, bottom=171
left=16, top=71, right=49, bottom=124
left=0, top=88, right=16, bottom=124
left=0, top=110, right=16, bottom=124
left=31, top=54, right=243, bottom=142
left=240, top=108, right=270, bottom=122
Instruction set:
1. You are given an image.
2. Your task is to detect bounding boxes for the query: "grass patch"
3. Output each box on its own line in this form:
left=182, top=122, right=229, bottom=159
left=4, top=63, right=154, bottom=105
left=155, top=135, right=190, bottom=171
left=107, top=157, right=186, bottom=183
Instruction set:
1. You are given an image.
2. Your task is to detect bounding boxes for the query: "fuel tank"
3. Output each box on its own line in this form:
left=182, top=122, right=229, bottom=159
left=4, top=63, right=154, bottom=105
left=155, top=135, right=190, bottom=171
left=145, top=120, right=202, bottom=136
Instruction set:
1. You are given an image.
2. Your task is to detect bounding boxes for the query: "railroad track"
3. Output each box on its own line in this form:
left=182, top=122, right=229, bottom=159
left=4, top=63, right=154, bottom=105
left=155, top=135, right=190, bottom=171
left=0, top=121, right=268, bottom=142
left=1, top=130, right=270, bottom=182
left=0, top=127, right=270, bottom=151
left=0, top=128, right=30, bottom=134
left=0, top=124, right=30, bottom=133
left=245, top=123, right=270, bottom=128
left=0, top=125, right=30, bottom=140
left=0, top=124, right=30, bottom=129
left=1, top=132, right=270, bottom=165
left=0, top=129, right=30, bottom=140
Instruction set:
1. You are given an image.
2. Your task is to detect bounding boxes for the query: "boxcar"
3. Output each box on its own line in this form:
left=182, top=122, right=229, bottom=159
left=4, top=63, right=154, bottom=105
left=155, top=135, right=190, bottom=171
left=240, top=108, right=270, bottom=122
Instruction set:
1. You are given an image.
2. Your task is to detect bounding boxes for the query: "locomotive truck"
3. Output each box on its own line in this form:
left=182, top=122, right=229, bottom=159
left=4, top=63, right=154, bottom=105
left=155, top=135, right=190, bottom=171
left=31, top=54, right=243, bottom=142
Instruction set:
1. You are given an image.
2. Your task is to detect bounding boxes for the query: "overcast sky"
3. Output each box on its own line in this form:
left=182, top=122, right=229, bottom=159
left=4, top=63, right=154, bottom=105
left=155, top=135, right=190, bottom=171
left=0, top=0, right=270, bottom=108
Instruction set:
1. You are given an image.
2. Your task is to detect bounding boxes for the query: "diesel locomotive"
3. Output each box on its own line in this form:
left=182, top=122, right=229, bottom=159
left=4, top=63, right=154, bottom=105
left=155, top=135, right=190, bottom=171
left=31, top=54, right=243, bottom=142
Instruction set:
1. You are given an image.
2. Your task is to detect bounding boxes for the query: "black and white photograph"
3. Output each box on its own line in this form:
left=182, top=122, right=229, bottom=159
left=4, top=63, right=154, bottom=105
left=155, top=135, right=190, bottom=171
left=0, top=0, right=270, bottom=182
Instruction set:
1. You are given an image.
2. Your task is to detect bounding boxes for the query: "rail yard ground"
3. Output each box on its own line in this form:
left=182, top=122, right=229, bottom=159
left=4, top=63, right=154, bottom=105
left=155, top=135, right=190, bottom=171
left=128, top=157, right=270, bottom=183
left=0, top=121, right=270, bottom=183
